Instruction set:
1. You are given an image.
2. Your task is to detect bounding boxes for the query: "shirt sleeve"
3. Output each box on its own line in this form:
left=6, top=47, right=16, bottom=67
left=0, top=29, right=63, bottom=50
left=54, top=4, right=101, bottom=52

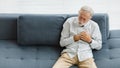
left=90, top=23, right=102, bottom=50
left=60, top=19, right=75, bottom=47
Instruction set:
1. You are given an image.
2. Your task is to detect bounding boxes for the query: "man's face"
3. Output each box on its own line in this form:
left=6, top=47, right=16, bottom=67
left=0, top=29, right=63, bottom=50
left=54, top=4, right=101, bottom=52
left=78, top=10, right=92, bottom=25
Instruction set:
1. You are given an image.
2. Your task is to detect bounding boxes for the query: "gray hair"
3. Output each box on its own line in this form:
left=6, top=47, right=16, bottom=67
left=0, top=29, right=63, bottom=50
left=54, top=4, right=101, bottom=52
left=80, top=6, right=94, bottom=16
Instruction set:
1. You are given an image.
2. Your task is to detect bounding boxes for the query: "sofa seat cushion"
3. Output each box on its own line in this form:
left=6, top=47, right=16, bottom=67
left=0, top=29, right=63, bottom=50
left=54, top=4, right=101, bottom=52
left=0, top=40, right=63, bottom=68
left=36, top=45, right=77, bottom=68
left=0, top=40, right=37, bottom=68
left=1, top=39, right=120, bottom=68
left=37, top=45, right=62, bottom=60
left=0, top=58, right=37, bottom=68
left=93, top=38, right=120, bottom=68
left=36, top=60, right=77, bottom=68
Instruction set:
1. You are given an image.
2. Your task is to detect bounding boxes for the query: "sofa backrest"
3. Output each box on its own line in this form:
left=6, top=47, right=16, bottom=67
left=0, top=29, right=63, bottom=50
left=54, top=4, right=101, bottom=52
left=91, top=14, right=109, bottom=43
left=0, top=14, right=18, bottom=40
left=0, top=13, right=109, bottom=45
left=17, top=14, right=67, bottom=45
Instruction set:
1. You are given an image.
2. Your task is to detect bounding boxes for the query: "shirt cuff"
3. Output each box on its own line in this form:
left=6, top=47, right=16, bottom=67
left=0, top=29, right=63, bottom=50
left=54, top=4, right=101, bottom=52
left=89, top=39, right=96, bottom=49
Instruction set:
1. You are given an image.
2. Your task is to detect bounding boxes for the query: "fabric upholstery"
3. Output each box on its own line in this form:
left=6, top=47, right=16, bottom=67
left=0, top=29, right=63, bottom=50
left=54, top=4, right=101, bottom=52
left=17, top=14, right=108, bottom=45
left=0, top=14, right=18, bottom=40
left=17, top=14, right=67, bottom=45
left=92, top=14, right=109, bottom=43
left=0, top=14, right=120, bottom=68
left=0, top=40, right=37, bottom=68
left=93, top=30, right=120, bottom=68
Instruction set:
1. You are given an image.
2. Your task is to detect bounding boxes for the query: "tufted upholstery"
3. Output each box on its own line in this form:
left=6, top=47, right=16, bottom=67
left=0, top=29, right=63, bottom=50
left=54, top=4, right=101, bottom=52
left=93, top=30, right=120, bottom=68
left=0, top=14, right=120, bottom=68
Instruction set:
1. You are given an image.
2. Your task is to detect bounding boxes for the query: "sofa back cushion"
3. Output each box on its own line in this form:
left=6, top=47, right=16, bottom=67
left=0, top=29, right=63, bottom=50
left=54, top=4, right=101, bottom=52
left=0, top=14, right=18, bottom=40
left=17, top=14, right=67, bottom=45
left=92, top=14, right=109, bottom=43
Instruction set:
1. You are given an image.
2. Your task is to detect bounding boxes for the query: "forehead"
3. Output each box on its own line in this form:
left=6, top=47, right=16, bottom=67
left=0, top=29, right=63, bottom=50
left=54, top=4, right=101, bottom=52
left=79, top=10, right=91, bottom=16
left=79, top=10, right=90, bottom=14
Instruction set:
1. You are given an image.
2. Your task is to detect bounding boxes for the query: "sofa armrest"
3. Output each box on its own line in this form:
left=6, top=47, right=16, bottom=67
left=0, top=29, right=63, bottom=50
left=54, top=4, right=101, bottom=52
left=109, top=30, right=120, bottom=39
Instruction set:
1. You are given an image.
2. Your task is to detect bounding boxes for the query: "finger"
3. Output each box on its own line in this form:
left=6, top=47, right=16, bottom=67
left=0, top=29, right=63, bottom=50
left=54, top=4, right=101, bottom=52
left=82, top=31, right=87, bottom=34
left=80, top=33, right=86, bottom=37
left=80, top=34, right=85, bottom=37
left=80, top=35, right=83, bottom=39
left=81, top=37, right=86, bottom=41
left=81, top=36, right=86, bottom=40
left=80, top=32, right=85, bottom=35
left=80, top=37, right=84, bottom=40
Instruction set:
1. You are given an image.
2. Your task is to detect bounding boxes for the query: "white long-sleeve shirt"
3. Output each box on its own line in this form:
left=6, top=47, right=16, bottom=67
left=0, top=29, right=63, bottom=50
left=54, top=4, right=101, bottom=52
left=60, top=17, right=102, bottom=61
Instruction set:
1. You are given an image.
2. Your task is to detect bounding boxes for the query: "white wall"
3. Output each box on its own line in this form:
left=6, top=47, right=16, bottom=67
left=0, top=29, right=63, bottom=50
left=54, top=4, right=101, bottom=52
left=0, top=0, right=120, bottom=30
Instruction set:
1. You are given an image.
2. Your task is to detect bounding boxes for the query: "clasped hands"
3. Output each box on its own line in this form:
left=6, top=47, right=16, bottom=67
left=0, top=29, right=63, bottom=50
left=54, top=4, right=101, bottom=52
left=74, top=31, right=92, bottom=43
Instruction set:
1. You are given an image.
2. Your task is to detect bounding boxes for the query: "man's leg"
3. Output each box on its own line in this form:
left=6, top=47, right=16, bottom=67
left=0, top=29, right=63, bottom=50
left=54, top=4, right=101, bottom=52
left=78, top=58, right=97, bottom=68
left=52, top=53, right=76, bottom=68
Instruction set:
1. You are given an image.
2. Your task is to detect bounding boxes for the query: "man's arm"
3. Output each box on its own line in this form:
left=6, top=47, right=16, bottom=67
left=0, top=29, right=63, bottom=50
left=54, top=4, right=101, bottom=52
left=60, top=19, right=74, bottom=47
left=60, top=19, right=81, bottom=47
left=90, top=23, right=102, bottom=50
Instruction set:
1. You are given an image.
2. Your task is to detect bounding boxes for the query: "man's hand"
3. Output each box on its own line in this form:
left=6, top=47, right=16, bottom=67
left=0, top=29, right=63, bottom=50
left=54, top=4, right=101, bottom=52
left=74, top=34, right=81, bottom=42
left=79, top=31, right=92, bottom=43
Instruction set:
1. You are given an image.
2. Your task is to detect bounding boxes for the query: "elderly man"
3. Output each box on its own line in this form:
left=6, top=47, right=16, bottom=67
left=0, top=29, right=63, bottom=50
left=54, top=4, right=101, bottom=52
left=53, top=6, right=102, bottom=68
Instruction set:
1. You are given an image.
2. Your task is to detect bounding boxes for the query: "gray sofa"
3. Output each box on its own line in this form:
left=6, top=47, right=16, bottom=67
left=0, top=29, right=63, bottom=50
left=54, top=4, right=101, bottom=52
left=0, top=13, right=120, bottom=68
